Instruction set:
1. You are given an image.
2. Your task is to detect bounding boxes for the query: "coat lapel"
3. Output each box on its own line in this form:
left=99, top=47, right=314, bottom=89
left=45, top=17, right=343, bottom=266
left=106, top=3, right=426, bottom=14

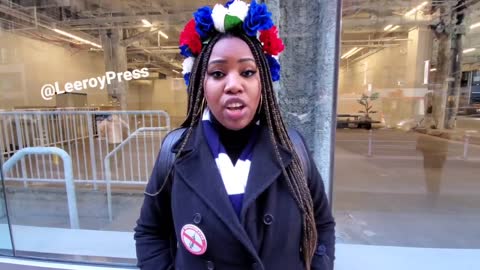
left=173, top=124, right=259, bottom=258
left=240, top=126, right=293, bottom=221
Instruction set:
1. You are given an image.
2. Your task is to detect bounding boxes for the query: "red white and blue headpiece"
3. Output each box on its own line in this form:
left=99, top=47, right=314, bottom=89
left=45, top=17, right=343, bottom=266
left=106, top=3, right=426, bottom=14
left=179, top=0, right=284, bottom=85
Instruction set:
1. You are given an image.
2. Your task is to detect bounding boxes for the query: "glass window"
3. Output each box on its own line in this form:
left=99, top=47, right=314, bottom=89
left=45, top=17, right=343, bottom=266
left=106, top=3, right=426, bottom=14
left=0, top=0, right=203, bottom=265
left=336, top=0, right=480, bottom=249
left=2, top=0, right=479, bottom=267
left=0, top=162, right=13, bottom=256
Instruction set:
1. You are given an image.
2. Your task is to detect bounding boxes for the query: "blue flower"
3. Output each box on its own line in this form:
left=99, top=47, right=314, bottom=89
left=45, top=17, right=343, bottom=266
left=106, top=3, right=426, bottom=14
left=193, top=6, right=214, bottom=39
left=184, top=72, right=191, bottom=86
left=266, top=54, right=280, bottom=81
left=225, top=0, right=235, bottom=7
left=243, top=1, right=273, bottom=37
left=179, top=44, right=193, bottom=57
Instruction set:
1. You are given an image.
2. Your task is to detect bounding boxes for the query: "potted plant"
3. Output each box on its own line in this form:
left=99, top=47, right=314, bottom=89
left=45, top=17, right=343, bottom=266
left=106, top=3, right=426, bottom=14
left=356, top=92, right=379, bottom=129
left=357, top=92, right=379, bottom=120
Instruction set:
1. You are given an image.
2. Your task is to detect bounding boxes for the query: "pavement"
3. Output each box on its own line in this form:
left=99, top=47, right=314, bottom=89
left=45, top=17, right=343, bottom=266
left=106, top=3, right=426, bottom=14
left=417, top=127, right=480, bottom=146
left=334, top=128, right=480, bottom=248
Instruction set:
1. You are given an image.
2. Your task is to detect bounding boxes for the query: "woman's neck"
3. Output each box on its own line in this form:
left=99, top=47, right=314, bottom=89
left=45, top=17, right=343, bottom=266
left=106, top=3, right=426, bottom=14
left=211, top=114, right=256, bottom=165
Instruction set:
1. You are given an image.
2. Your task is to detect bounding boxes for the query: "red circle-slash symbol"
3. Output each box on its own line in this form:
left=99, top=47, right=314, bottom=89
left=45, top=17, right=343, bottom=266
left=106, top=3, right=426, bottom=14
left=180, top=224, right=207, bottom=255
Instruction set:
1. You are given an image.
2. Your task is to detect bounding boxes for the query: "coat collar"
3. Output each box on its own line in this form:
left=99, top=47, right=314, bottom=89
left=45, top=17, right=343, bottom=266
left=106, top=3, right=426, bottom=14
left=172, top=122, right=293, bottom=256
left=240, top=125, right=292, bottom=220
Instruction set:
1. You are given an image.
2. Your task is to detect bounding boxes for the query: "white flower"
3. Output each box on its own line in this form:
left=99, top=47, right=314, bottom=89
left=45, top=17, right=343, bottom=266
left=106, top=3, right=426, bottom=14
left=182, top=57, right=195, bottom=75
left=211, top=4, right=228, bottom=33
left=227, top=0, right=249, bottom=21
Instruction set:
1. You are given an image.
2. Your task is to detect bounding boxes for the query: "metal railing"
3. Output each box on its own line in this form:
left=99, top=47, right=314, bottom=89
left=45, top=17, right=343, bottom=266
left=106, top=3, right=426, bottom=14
left=104, top=127, right=168, bottom=221
left=2, top=147, right=79, bottom=229
left=1, top=109, right=170, bottom=188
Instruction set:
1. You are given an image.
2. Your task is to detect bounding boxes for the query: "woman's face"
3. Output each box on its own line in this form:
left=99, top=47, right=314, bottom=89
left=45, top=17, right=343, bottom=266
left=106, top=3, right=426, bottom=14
left=204, top=36, right=261, bottom=131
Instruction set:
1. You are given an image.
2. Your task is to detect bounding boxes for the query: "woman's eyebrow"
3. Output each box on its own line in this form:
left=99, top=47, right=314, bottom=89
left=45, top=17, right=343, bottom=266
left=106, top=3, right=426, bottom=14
left=208, top=59, right=227, bottom=65
left=208, top=58, right=255, bottom=65
left=238, top=58, right=255, bottom=63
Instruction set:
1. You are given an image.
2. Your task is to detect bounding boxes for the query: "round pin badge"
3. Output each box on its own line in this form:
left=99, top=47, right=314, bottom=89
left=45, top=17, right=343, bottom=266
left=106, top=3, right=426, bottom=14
left=180, top=224, right=207, bottom=255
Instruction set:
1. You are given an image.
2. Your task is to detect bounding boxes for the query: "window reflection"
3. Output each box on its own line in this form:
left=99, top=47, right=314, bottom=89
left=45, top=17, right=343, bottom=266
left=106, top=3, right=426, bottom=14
left=0, top=0, right=479, bottom=266
left=0, top=0, right=203, bottom=265
left=336, top=0, right=480, bottom=248
left=0, top=163, right=13, bottom=256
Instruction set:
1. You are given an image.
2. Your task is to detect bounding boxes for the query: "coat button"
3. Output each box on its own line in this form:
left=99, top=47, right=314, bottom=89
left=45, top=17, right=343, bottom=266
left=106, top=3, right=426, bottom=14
left=193, top=213, right=202, bottom=224
left=263, top=214, right=274, bottom=225
left=315, top=244, right=327, bottom=255
left=206, top=260, right=215, bottom=270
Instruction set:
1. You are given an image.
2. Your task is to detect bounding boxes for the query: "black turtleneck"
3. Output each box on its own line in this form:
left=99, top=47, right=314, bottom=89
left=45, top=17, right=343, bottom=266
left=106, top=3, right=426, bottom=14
left=211, top=116, right=256, bottom=165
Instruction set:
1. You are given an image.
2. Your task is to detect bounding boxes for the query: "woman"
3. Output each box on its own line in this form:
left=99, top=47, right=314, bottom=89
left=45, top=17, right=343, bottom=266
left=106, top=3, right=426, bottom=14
left=134, top=1, right=335, bottom=269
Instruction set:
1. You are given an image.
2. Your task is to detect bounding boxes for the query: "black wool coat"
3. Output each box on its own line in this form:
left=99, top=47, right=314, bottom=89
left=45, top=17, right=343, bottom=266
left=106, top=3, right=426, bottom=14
left=134, top=124, right=335, bottom=270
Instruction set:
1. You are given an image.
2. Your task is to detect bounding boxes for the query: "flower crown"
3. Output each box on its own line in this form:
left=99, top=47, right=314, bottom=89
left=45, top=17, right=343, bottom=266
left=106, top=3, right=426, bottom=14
left=179, top=0, right=284, bottom=86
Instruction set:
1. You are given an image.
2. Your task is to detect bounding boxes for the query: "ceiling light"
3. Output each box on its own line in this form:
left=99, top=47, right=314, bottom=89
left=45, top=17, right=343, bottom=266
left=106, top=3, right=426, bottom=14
left=53, top=28, right=102, bottom=48
left=470, top=22, right=480, bottom=29
left=389, top=25, right=400, bottom=32
left=341, top=47, right=358, bottom=59
left=341, top=47, right=363, bottom=59
left=430, top=68, right=437, bottom=72
left=158, top=30, right=169, bottom=39
left=172, top=70, right=180, bottom=74
left=384, top=25, right=393, bottom=31
left=347, top=48, right=363, bottom=58
left=142, top=19, right=153, bottom=27
left=404, top=1, right=428, bottom=17
left=463, top=48, right=476, bottom=54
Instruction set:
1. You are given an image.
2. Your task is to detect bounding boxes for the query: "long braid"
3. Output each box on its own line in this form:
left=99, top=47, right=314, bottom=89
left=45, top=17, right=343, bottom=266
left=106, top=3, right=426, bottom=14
left=260, top=49, right=318, bottom=266
left=241, top=34, right=318, bottom=268
left=168, top=32, right=318, bottom=269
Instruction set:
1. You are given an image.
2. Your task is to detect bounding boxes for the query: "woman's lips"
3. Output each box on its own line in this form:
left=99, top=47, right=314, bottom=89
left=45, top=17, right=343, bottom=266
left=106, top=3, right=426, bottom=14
left=224, top=98, right=247, bottom=121
left=224, top=106, right=247, bottom=121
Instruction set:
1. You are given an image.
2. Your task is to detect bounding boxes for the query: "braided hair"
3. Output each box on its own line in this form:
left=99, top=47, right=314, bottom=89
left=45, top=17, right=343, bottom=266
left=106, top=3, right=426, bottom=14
left=173, top=32, right=318, bottom=269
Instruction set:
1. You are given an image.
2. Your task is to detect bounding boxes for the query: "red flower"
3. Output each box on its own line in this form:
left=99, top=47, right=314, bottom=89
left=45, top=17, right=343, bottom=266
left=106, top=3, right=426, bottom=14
left=259, top=26, right=284, bottom=56
left=179, top=19, right=202, bottom=56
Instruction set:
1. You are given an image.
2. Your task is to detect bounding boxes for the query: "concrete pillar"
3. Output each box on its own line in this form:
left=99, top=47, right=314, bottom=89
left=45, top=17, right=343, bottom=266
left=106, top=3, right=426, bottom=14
left=100, top=29, right=128, bottom=110
left=265, top=0, right=341, bottom=200
left=444, top=29, right=464, bottom=129
left=430, top=1, right=465, bottom=129
left=430, top=32, right=450, bottom=129
left=406, top=27, right=433, bottom=88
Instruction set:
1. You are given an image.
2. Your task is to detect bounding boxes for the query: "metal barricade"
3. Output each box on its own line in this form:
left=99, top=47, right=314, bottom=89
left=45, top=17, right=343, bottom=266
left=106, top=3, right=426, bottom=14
left=0, top=110, right=170, bottom=189
left=2, top=147, right=79, bottom=229
left=104, top=127, right=168, bottom=221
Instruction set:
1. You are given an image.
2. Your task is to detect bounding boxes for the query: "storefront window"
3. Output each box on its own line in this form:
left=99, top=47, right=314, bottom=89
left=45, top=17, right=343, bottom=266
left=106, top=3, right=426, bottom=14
left=0, top=163, right=13, bottom=256
left=0, top=0, right=196, bottom=264
left=1, top=0, right=479, bottom=267
left=336, top=0, right=480, bottom=248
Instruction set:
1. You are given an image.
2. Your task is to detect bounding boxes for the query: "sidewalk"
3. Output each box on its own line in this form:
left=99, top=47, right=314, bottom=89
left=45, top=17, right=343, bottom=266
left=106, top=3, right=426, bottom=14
left=415, top=127, right=480, bottom=146
left=3, top=244, right=480, bottom=270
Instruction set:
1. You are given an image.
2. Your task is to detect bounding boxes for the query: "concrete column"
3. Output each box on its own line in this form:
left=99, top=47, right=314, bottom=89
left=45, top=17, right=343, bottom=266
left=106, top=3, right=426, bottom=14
left=444, top=28, right=464, bottom=129
left=430, top=32, right=450, bottom=129
left=430, top=1, right=465, bottom=129
left=406, top=27, right=433, bottom=88
left=265, top=0, right=341, bottom=200
left=100, top=29, right=128, bottom=110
